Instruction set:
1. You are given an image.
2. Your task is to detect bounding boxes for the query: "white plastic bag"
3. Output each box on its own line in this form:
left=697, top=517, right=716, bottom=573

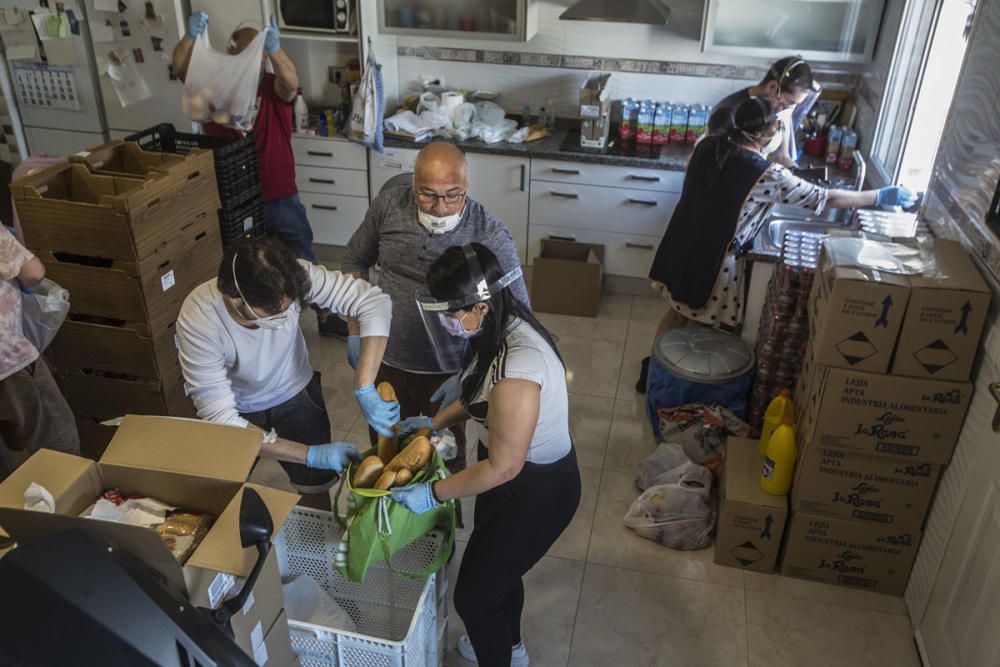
left=182, top=31, right=265, bottom=131
left=20, top=278, right=69, bottom=352
left=624, top=464, right=715, bottom=550
left=635, top=442, right=698, bottom=491
left=349, top=51, right=384, bottom=151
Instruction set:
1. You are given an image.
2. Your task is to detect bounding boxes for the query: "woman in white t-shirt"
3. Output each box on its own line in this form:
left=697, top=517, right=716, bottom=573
left=392, top=243, right=581, bottom=667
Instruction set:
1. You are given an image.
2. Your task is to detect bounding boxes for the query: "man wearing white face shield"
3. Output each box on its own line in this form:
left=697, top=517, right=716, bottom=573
left=341, top=143, right=529, bottom=473
left=176, top=236, right=397, bottom=510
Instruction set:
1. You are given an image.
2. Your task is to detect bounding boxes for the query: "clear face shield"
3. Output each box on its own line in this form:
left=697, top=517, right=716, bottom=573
left=415, top=246, right=524, bottom=373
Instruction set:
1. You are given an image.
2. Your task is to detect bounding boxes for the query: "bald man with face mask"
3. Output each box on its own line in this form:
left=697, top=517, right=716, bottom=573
left=342, top=143, right=529, bottom=472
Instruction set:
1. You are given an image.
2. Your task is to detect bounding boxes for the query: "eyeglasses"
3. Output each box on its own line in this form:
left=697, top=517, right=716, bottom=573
left=415, top=190, right=468, bottom=205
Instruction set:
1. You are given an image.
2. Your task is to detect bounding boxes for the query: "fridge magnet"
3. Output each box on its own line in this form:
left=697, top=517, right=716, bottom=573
left=118, top=0, right=128, bottom=12
left=133, top=47, right=144, bottom=63
left=139, top=1, right=164, bottom=37
left=119, top=19, right=130, bottom=37
left=65, top=9, right=79, bottom=35
left=150, top=36, right=163, bottom=51
left=106, top=48, right=152, bottom=107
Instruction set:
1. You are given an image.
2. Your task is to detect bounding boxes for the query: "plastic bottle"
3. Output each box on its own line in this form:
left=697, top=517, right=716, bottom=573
left=758, top=389, right=795, bottom=456
left=761, top=418, right=797, bottom=496
left=294, top=89, right=309, bottom=134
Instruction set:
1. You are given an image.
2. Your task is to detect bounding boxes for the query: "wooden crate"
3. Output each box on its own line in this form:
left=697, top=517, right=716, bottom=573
left=49, top=317, right=179, bottom=380
left=60, top=365, right=195, bottom=423
left=75, top=418, right=117, bottom=461
left=12, top=156, right=220, bottom=264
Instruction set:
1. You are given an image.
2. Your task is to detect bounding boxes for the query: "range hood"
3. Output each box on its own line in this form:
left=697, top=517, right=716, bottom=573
left=559, top=0, right=671, bottom=25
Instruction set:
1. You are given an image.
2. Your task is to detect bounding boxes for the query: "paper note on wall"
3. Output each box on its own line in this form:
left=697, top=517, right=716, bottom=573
left=91, top=20, right=114, bottom=42
left=94, top=0, right=119, bottom=12
left=0, top=8, right=40, bottom=61
left=105, top=49, right=152, bottom=107
left=44, top=38, right=78, bottom=66
left=30, top=11, right=53, bottom=41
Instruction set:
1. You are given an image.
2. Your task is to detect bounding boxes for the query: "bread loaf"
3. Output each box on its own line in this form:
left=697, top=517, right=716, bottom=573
left=386, top=436, right=434, bottom=473
left=376, top=382, right=399, bottom=464
left=374, top=469, right=398, bottom=491
left=353, top=456, right=384, bottom=489
left=392, top=469, right=414, bottom=487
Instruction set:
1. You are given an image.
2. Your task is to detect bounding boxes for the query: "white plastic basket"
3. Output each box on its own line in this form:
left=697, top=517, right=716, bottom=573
left=273, top=507, right=446, bottom=667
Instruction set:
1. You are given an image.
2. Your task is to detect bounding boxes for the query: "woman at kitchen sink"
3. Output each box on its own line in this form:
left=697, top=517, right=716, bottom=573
left=636, top=96, right=916, bottom=389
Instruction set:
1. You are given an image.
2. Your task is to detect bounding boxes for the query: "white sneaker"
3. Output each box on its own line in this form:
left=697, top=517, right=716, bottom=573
left=457, top=634, right=530, bottom=667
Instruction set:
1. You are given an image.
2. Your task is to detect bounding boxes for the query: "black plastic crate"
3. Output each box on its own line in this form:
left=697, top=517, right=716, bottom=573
left=125, top=123, right=262, bottom=206
left=218, top=196, right=266, bottom=248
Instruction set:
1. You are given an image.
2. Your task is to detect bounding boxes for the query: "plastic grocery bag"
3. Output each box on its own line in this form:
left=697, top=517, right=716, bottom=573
left=333, top=446, right=454, bottom=582
left=635, top=442, right=700, bottom=491
left=20, top=278, right=69, bottom=352
left=657, top=404, right=751, bottom=479
left=182, top=31, right=265, bottom=131
left=624, top=463, right=715, bottom=550
left=349, top=51, right=384, bottom=152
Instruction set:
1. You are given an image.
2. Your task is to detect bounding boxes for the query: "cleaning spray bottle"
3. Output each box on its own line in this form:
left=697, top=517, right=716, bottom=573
left=761, top=417, right=797, bottom=496
left=759, top=389, right=794, bottom=457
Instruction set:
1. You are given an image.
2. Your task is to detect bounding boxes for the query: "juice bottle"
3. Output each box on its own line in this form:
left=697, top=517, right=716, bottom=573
left=761, top=418, right=797, bottom=496
left=758, top=389, right=794, bottom=457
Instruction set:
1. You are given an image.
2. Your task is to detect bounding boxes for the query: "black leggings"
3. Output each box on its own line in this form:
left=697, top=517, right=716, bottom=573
left=453, top=443, right=581, bottom=667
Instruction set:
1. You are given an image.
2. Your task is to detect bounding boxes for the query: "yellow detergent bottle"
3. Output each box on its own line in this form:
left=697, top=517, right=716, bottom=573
left=761, top=417, right=797, bottom=496
left=758, top=389, right=795, bottom=457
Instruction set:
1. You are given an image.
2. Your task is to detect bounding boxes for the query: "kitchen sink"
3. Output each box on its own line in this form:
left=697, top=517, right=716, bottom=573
left=762, top=218, right=841, bottom=252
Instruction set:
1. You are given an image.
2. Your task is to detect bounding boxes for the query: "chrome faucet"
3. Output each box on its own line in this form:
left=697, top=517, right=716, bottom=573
left=854, top=151, right=867, bottom=191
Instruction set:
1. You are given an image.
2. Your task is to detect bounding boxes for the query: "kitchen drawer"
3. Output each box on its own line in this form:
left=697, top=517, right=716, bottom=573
left=527, top=224, right=661, bottom=279
left=296, top=165, right=369, bottom=197
left=369, top=147, right=420, bottom=199
left=301, top=192, right=370, bottom=246
left=531, top=159, right=684, bottom=193
left=529, top=182, right=677, bottom=236
left=291, top=136, right=367, bottom=170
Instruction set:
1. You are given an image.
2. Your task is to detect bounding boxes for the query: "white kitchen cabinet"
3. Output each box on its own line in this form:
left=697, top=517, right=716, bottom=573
left=703, top=0, right=884, bottom=63
left=378, top=0, right=538, bottom=41
left=531, top=160, right=684, bottom=193
left=466, top=153, right=530, bottom=264
left=368, top=146, right=419, bottom=197
left=300, top=192, right=371, bottom=246
left=291, top=135, right=368, bottom=246
left=295, top=165, right=370, bottom=198
left=291, top=136, right=368, bottom=170
left=528, top=224, right=662, bottom=279
left=529, top=184, right=679, bottom=237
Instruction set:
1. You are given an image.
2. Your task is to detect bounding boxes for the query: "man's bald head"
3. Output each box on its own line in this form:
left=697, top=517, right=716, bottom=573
left=413, top=143, right=469, bottom=216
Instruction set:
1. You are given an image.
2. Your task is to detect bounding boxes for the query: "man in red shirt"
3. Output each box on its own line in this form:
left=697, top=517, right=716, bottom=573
left=171, top=13, right=347, bottom=337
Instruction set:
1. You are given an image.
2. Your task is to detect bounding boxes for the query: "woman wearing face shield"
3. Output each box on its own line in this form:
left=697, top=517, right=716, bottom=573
left=647, top=96, right=916, bottom=336
left=391, top=243, right=581, bottom=667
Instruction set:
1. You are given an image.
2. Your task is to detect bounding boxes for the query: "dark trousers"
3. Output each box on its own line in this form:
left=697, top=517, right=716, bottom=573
left=454, top=443, right=581, bottom=667
left=367, top=363, right=468, bottom=473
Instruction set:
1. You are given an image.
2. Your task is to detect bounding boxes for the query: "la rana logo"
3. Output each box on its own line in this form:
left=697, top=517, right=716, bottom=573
left=818, top=550, right=865, bottom=574
left=831, top=482, right=882, bottom=508
left=921, top=389, right=962, bottom=405
left=894, top=462, right=934, bottom=478
left=855, top=412, right=906, bottom=440
left=878, top=532, right=914, bottom=547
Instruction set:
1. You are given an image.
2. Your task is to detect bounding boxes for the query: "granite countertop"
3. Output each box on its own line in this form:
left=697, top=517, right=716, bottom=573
left=382, top=125, right=694, bottom=171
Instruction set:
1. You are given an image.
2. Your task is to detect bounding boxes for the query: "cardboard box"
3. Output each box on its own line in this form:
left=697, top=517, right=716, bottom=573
left=792, top=445, right=940, bottom=530
left=800, top=365, right=972, bottom=464
left=808, top=237, right=911, bottom=374
left=50, top=317, right=180, bottom=381
left=891, top=239, right=990, bottom=382
left=715, top=437, right=788, bottom=573
left=229, top=549, right=285, bottom=658
left=253, top=610, right=298, bottom=667
left=0, top=415, right=299, bottom=607
left=531, top=238, right=604, bottom=317
left=780, top=513, right=920, bottom=596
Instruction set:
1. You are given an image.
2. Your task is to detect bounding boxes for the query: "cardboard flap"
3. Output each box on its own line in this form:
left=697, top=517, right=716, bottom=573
left=539, top=238, right=606, bottom=264
left=101, top=415, right=261, bottom=483
left=0, top=449, right=98, bottom=514
left=724, top=438, right=786, bottom=510
left=186, top=484, right=300, bottom=578
left=907, top=239, right=990, bottom=292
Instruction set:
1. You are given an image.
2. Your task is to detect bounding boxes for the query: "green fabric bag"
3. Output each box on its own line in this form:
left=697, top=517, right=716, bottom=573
left=333, top=447, right=455, bottom=583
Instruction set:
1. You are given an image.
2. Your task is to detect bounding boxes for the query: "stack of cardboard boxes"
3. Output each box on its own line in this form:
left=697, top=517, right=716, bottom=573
left=780, top=237, right=989, bottom=595
left=11, top=142, right=223, bottom=456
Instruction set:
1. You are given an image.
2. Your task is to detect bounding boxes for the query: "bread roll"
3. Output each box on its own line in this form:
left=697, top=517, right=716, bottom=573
left=376, top=382, right=399, bottom=464
left=386, top=436, right=434, bottom=473
left=392, top=469, right=413, bottom=487
left=374, top=469, right=397, bottom=491
left=353, top=456, right=384, bottom=489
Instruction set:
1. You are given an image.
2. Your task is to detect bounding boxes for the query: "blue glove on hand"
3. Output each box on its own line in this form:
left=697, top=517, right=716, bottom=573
left=263, top=15, right=281, bottom=53
left=306, top=442, right=362, bottom=472
left=390, top=482, right=440, bottom=515
left=355, top=384, right=400, bottom=437
left=397, top=415, right=433, bottom=438
left=187, top=11, right=208, bottom=39
left=430, top=374, right=462, bottom=410
left=346, top=335, right=361, bottom=370
left=875, top=185, right=918, bottom=208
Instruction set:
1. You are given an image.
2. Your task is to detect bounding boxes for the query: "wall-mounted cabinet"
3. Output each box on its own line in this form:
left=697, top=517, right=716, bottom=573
left=378, top=0, right=538, bottom=41
left=703, top=0, right=884, bottom=63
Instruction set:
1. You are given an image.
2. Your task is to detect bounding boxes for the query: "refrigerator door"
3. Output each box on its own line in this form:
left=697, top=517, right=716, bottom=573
left=86, top=0, right=194, bottom=133
left=23, top=125, right=103, bottom=155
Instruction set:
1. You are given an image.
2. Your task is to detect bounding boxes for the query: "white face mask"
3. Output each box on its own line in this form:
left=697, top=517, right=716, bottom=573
left=761, top=128, right=783, bottom=156
left=417, top=206, right=465, bottom=234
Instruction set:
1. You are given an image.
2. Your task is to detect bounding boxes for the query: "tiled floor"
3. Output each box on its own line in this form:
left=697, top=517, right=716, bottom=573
left=250, top=295, right=922, bottom=667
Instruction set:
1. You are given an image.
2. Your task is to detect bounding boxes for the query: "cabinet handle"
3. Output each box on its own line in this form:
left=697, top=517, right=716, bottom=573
left=552, top=168, right=581, bottom=175
left=309, top=178, right=337, bottom=184
left=626, top=242, right=655, bottom=250
left=520, top=164, right=526, bottom=192
left=550, top=191, right=579, bottom=199
left=627, top=198, right=658, bottom=206
left=311, top=204, right=339, bottom=211
left=628, top=174, right=661, bottom=182
left=307, top=150, right=334, bottom=157
left=549, top=235, right=576, bottom=242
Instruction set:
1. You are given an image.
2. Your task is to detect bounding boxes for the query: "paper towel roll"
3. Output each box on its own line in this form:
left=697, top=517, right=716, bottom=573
left=441, top=91, right=465, bottom=116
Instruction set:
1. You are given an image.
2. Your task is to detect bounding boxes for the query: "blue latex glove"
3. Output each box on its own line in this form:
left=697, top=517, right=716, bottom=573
left=263, top=15, right=281, bottom=54
left=390, top=482, right=440, bottom=515
left=431, top=374, right=462, bottom=410
left=397, top=415, right=433, bottom=438
left=186, top=11, right=208, bottom=39
left=306, top=442, right=362, bottom=472
left=355, top=384, right=400, bottom=437
left=875, top=185, right=918, bottom=208
left=346, top=335, right=361, bottom=370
